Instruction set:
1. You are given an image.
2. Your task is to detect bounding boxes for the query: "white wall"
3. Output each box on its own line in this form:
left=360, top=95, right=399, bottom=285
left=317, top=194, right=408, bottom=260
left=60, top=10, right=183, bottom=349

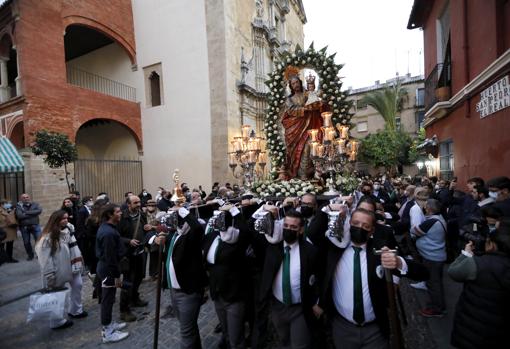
left=132, top=0, right=213, bottom=194
left=66, top=43, right=137, bottom=89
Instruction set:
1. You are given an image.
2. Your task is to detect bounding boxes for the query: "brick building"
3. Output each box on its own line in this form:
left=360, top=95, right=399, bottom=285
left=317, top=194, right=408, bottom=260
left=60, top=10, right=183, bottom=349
left=0, top=0, right=141, bottom=215
left=408, top=0, right=510, bottom=186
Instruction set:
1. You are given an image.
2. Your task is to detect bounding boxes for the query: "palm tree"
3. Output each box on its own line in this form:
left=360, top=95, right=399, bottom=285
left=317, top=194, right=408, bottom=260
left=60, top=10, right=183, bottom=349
left=361, top=82, right=407, bottom=132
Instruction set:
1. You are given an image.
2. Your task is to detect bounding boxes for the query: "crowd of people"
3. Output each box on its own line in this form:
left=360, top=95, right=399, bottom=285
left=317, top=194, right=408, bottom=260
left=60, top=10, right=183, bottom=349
left=0, top=174, right=509, bottom=349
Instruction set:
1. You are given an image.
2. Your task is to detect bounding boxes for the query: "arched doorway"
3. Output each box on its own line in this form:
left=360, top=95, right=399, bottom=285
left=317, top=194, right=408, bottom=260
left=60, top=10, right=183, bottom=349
left=74, top=119, right=142, bottom=203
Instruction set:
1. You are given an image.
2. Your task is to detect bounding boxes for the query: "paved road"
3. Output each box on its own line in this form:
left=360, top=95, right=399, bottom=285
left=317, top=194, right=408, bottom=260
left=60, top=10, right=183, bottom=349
left=0, top=238, right=462, bottom=349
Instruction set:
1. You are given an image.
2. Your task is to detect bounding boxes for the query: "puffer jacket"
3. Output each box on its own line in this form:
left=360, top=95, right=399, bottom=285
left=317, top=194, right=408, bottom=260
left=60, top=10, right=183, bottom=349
left=35, top=228, right=74, bottom=288
left=450, top=252, right=510, bottom=349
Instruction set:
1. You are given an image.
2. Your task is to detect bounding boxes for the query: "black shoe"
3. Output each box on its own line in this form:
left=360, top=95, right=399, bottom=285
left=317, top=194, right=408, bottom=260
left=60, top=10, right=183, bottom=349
left=68, top=311, right=88, bottom=319
left=52, top=320, right=73, bottom=330
left=214, top=323, right=222, bottom=333
left=131, top=298, right=148, bottom=307
left=27, top=255, right=34, bottom=261
left=6, top=258, right=19, bottom=263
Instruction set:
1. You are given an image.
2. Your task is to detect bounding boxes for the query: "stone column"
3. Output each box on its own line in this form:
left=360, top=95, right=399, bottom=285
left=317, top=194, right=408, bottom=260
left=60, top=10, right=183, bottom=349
left=13, top=47, right=21, bottom=96
left=0, top=57, right=10, bottom=102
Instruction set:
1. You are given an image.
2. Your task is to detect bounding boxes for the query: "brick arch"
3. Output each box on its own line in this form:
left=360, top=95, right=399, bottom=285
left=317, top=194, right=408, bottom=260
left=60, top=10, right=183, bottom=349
left=76, top=117, right=142, bottom=152
left=0, top=32, right=13, bottom=58
left=6, top=114, right=23, bottom=139
left=63, top=15, right=136, bottom=65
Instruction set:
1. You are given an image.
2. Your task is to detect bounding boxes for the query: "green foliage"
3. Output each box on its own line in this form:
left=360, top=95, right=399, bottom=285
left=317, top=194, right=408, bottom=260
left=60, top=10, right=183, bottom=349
left=359, top=129, right=414, bottom=171
left=408, top=128, right=426, bottom=164
left=31, top=130, right=78, bottom=190
left=361, top=82, right=407, bottom=131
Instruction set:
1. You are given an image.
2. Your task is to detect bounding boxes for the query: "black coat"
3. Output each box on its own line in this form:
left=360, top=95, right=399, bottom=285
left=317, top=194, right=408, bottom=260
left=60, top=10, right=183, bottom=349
left=162, top=214, right=208, bottom=294
left=117, top=210, right=148, bottom=256
left=451, top=253, right=510, bottom=349
left=320, top=239, right=428, bottom=338
left=75, top=206, right=90, bottom=240
left=260, top=238, right=320, bottom=324
left=202, top=215, right=251, bottom=302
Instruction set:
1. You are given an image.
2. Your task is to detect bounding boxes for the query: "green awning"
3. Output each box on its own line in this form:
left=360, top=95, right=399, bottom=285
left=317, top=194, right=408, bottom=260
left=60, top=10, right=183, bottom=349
left=0, top=136, right=24, bottom=172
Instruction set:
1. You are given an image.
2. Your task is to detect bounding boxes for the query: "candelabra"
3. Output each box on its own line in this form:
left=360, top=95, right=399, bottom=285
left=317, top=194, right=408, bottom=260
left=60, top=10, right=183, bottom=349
left=228, top=125, right=267, bottom=196
left=309, top=112, right=359, bottom=196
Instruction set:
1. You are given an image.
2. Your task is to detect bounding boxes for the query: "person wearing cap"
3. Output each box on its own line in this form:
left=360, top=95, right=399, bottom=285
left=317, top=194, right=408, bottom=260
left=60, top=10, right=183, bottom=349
left=487, top=176, right=510, bottom=217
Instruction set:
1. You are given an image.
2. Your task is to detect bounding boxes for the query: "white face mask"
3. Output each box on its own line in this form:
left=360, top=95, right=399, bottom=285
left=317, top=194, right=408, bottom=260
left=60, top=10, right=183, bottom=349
left=489, top=191, right=499, bottom=200
left=373, top=185, right=381, bottom=191
left=85, top=201, right=93, bottom=208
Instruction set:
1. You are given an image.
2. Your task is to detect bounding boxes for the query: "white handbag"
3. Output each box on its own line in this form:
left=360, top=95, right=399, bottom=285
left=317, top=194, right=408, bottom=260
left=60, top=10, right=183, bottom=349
left=26, top=288, right=70, bottom=323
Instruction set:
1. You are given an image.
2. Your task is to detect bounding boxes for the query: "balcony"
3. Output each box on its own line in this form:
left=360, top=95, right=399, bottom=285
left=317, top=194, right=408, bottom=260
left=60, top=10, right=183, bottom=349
left=424, top=62, right=451, bottom=113
left=66, top=66, right=136, bottom=102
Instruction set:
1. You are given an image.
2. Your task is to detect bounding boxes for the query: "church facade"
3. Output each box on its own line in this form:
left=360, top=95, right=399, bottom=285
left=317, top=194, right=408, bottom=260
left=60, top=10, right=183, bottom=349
left=135, top=0, right=306, bottom=192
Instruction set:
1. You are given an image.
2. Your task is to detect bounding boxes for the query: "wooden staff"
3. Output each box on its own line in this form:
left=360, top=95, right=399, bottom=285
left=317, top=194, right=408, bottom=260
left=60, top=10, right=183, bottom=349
left=375, top=248, right=405, bottom=349
left=153, top=234, right=165, bottom=349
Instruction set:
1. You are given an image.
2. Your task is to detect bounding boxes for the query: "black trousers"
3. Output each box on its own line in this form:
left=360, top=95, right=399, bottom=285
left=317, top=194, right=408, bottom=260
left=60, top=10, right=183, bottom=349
left=100, top=278, right=117, bottom=326
left=423, top=258, right=445, bottom=311
left=120, top=254, right=144, bottom=312
left=148, top=249, right=160, bottom=277
left=0, top=241, right=13, bottom=259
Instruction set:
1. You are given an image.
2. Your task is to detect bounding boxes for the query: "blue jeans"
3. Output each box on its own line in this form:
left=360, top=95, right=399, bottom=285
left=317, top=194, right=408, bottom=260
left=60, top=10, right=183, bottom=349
left=21, top=225, right=41, bottom=257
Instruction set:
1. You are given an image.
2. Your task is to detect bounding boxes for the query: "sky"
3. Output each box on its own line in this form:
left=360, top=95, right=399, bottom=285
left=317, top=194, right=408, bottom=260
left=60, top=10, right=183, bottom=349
left=302, top=0, right=424, bottom=89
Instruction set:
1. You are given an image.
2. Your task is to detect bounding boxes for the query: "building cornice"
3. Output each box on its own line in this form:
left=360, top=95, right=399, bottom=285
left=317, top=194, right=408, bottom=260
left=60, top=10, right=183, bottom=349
left=424, top=48, right=510, bottom=126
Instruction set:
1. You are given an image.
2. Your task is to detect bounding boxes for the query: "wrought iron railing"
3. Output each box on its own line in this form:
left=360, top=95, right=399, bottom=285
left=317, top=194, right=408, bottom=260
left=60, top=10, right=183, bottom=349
left=424, top=62, right=451, bottom=112
left=66, top=66, right=136, bottom=102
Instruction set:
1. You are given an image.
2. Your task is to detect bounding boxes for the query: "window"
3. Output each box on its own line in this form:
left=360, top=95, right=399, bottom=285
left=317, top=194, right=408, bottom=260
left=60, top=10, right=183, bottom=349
left=416, top=88, right=425, bottom=107
left=143, top=63, right=164, bottom=107
left=149, top=72, right=161, bottom=107
left=415, top=111, right=425, bottom=128
left=439, top=140, right=454, bottom=179
left=356, top=99, right=368, bottom=109
left=356, top=121, right=368, bottom=132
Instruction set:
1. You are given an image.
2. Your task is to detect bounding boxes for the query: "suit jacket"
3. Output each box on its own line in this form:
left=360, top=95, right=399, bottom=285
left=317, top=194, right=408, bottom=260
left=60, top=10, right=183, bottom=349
left=163, top=214, right=208, bottom=294
left=260, top=237, right=320, bottom=323
left=320, top=239, right=428, bottom=338
left=202, top=214, right=251, bottom=302
left=117, top=210, right=148, bottom=256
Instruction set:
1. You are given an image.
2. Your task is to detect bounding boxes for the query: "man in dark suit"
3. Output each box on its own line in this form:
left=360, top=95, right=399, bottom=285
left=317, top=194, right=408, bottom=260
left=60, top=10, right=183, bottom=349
left=260, top=209, right=319, bottom=349
left=156, top=206, right=207, bottom=349
left=203, top=207, right=251, bottom=349
left=319, top=208, right=428, bottom=349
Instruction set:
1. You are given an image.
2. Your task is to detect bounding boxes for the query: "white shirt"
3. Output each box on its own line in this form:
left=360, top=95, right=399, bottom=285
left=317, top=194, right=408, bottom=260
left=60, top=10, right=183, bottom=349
left=169, top=233, right=182, bottom=289
left=206, top=235, right=220, bottom=264
left=409, top=203, right=425, bottom=235
left=333, top=243, right=376, bottom=324
left=272, top=241, right=301, bottom=304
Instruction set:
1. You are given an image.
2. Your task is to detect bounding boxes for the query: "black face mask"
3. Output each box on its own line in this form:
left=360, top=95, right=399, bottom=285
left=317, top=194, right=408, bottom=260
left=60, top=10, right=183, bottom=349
left=300, top=205, right=314, bottom=218
left=350, top=226, right=370, bottom=244
left=283, top=228, right=299, bottom=244
left=375, top=213, right=385, bottom=222
left=361, top=191, right=371, bottom=196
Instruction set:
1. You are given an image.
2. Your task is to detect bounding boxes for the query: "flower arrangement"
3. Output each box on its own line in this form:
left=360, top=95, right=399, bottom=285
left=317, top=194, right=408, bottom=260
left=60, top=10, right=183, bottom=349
left=325, top=172, right=361, bottom=195
left=263, top=43, right=354, bottom=177
left=252, top=178, right=323, bottom=198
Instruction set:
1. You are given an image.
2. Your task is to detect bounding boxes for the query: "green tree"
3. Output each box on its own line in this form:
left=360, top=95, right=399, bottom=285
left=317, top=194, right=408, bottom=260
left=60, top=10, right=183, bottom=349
left=359, top=129, right=414, bottom=173
left=361, top=82, right=407, bottom=131
left=31, top=130, right=78, bottom=191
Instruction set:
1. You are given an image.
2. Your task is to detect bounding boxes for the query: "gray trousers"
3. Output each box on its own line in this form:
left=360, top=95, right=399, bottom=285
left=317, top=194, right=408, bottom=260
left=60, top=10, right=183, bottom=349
left=271, top=299, right=311, bottom=349
left=214, top=297, right=245, bottom=349
left=332, top=315, right=388, bottom=349
left=171, top=289, right=202, bottom=349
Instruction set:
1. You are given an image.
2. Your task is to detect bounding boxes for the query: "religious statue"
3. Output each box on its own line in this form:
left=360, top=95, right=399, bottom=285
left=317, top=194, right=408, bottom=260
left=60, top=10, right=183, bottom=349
left=280, top=68, right=327, bottom=179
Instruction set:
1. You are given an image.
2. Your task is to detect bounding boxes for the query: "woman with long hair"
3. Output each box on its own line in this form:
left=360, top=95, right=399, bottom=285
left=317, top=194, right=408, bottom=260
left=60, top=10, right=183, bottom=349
left=86, top=198, right=108, bottom=299
left=61, top=197, right=76, bottom=226
left=35, top=210, right=87, bottom=329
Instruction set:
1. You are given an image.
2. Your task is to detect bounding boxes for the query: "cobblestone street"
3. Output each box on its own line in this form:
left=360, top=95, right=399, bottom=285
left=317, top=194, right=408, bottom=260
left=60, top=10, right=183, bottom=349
left=0, top=239, right=460, bottom=349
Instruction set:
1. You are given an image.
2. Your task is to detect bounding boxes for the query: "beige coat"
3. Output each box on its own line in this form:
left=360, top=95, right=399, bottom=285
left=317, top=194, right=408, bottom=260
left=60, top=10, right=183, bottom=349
left=0, top=207, right=17, bottom=242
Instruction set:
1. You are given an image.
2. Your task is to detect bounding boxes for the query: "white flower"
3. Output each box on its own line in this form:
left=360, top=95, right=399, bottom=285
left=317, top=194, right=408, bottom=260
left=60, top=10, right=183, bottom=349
left=275, top=75, right=280, bottom=80
left=287, top=58, right=291, bottom=63
left=301, top=60, right=306, bottom=65
left=290, top=188, right=296, bottom=194
left=279, top=152, right=283, bottom=156
left=297, top=191, right=304, bottom=196
left=334, top=109, right=339, bottom=113
left=268, top=132, right=272, bottom=136
left=328, top=101, right=333, bottom=105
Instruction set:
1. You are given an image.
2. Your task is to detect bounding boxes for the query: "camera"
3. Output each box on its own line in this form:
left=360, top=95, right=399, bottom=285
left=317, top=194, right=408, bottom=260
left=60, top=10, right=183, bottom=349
left=160, top=210, right=178, bottom=230
left=459, top=221, right=489, bottom=253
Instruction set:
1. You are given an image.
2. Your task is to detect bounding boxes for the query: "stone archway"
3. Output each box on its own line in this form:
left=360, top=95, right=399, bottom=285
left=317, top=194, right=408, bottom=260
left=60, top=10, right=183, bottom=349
left=74, top=119, right=142, bottom=203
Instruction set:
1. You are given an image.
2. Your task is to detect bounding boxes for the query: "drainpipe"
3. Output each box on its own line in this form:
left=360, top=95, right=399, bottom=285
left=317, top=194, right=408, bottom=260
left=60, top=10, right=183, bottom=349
left=463, top=0, right=471, bottom=118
